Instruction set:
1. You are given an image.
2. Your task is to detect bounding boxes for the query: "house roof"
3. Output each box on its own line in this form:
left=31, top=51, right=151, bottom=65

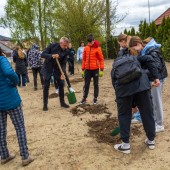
left=0, top=35, right=11, bottom=41
left=155, top=8, right=170, bottom=25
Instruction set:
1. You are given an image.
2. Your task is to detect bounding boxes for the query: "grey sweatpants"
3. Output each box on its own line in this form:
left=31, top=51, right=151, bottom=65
left=151, top=80, right=164, bottom=126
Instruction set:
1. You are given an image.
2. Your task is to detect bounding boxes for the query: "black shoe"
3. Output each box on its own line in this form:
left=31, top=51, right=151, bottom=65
left=80, top=98, right=86, bottom=105
left=93, top=98, right=97, bottom=105
left=61, top=102, right=70, bottom=108
left=43, top=105, right=48, bottom=111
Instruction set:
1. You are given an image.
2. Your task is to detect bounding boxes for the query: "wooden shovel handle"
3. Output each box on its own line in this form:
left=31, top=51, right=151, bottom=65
left=56, top=58, right=64, bottom=75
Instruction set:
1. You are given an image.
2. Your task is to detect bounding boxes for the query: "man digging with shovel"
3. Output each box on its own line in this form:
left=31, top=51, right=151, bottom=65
left=41, top=37, right=75, bottom=111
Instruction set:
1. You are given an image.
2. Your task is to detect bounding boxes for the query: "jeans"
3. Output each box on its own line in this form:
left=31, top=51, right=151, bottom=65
left=17, top=74, right=26, bottom=86
left=132, top=111, right=142, bottom=122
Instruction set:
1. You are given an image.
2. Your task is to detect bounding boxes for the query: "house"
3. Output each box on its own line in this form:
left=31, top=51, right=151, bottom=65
left=155, top=7, right=170, bottom=26
left=0, top=35, right=13, bottom=58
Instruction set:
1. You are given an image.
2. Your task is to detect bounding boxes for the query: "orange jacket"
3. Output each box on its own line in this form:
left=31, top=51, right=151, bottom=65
left=82, top=41, right=104, bottom=70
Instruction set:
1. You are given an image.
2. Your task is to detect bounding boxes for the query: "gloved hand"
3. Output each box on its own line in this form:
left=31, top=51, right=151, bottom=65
left=82, top=70, right=85, bottom=78
left=69, top=87, right=75, bottom=93
left=99, top=70, right=104, bottom=77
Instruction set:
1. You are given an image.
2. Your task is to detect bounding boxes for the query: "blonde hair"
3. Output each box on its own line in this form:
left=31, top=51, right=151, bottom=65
left=16, top=46, right=25, bottom=59
left=118, top=34, right=127, bottom=42
left=143, top=37, right=152, bottom=45
left=60, top=37, right=70, bottom=44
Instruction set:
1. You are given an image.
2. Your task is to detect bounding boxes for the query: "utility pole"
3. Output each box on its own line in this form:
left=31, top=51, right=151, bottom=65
left=148, top=0, right=151, bottom=23
left=106, top=0, right=111, bottom=59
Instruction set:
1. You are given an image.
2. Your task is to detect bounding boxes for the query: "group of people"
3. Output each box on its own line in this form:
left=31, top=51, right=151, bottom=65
left=0, top=32, right=168, bottom=166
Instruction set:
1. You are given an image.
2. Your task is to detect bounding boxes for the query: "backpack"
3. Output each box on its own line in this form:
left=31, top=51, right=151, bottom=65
left=111, top=55, right=142, bottom=85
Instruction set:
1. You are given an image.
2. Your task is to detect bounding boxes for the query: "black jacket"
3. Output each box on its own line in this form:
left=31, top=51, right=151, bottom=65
left=112, top=48, right=154, bottom=98
left=41, top=43, right=69, bottom=79
left=142, top=47, right=168, bottom=80
left=13, top=51, right=28, bottom=75
left=68, top=48, right=75, bottom=62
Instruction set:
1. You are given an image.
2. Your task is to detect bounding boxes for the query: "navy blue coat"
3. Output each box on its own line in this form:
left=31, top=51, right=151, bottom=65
left=41, top=43, right=69, bottom=80
left=0, top=56, right=21, bottom=111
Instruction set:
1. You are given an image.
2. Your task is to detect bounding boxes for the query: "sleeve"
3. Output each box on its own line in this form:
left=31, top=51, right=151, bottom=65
left=1, top=57, right=19, bottom=86
left=82, top=48, right=86, bottom=70
left=41, top=44, right=53, bottom=60
left=13, top=51, right=17, bottom=63
left=97, top=47, right=104, bottom=70
left=137, top=55, right=159, bottom=79
left=77, top=48, right=80, bottom=61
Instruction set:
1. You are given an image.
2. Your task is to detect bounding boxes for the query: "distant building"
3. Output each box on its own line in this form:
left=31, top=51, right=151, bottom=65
left=155, top=7, right=170, bottom=26
left=0, top=35, right=13, bottom=58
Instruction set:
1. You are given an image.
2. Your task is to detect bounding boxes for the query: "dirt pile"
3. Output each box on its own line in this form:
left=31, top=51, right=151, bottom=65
left=87, top=117, right=143, bottom=145
left=71, top=104, right=112, bottom=116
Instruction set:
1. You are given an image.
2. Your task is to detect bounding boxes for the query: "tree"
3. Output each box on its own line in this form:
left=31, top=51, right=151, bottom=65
left=130, top=27, right=136, bottom=36
left=124, top=28, right=128, bottom=34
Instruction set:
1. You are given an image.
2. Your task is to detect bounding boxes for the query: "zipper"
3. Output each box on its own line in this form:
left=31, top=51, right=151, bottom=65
left=88, top=47, right=92, bottom=70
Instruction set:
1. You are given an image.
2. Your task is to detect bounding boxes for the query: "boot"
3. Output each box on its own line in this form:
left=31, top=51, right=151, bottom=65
left=43, top=105, right=48, bottom=111
left=61, top=102, right=70, bottom=108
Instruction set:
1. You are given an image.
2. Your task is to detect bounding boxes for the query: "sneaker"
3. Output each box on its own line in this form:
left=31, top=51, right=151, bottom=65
left=156, top=125, right=165, bottom=133
left=80, top=98, right=86, bottom=105
left=22, top=156, right=34, bottom=166
left=69, top=87, right=75, bottom=93
left=93, top=98, right=97, bottom=105
left=43, top=105, right=48, bottom=111
left=145, top=139, right=155, bottom=150
left=114, top=143, right=131, bottom=154
left=131, top=119, right=141, bottom=124
left=55, top=89, right=59, bottom=94
left=1, top=154, right=16, bottom=165
left=61, top=102, right=70, bottom=108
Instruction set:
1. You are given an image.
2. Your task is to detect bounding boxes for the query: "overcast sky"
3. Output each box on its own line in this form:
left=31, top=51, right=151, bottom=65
left=0, top=0, right=170, bottom=37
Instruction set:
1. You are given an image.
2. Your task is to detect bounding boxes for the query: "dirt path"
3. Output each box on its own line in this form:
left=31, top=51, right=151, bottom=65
left=1, top=61, right=170, bottom=170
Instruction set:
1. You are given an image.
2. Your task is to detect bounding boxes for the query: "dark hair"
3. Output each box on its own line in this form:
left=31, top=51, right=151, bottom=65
left=87, top=34, right=94, bottom=43
left=80, top=41, right=84, bottom=47
left=0, top=47, right=5, bottom=56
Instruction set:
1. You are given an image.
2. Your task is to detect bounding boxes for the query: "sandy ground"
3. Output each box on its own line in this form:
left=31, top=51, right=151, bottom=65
left=1, top=60, right=170, bottom=170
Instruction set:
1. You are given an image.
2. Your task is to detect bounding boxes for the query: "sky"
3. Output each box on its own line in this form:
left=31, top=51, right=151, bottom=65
left=0, top=0, right=170, bottom=37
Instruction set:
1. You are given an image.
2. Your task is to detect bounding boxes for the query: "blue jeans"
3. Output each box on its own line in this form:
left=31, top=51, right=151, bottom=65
left=132, top=111, right=142, bottom=122
left=18, top=74, right=26, bottom=86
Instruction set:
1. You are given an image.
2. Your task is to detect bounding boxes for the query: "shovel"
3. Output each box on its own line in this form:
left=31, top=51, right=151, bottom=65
left=110, top=126, right=120, bottom=136
left=56, top=58, right=77, bottom=104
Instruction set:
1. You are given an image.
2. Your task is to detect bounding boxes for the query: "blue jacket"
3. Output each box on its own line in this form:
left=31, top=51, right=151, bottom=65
left=0, top=56, right=21, bottom=111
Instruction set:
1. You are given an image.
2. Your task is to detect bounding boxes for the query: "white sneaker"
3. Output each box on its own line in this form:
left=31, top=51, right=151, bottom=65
left=145, top=139, right=155, bottom=150
left=156, top=125, right=165, bottom=133
left=131, top=119, right=141, bottom=124
left=55, top=89, right=59, bottom=94
left=114, top=143, right=131, bottom=154
left=69, top=87, right=75, bottom=93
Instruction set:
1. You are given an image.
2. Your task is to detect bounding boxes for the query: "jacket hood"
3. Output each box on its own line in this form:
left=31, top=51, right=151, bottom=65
left=88, top=40, right=100, bottom=48
left=31, top=44, right=39, bottom=50
left=141, top=38, right=161, bottom=56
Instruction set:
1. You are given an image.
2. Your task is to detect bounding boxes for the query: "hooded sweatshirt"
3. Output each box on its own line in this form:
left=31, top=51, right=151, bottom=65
left=28, top=44, right=43, bottom=69
left=141, top=38, right=161, bottom=56
left=82, top=40, right=104, bottom=70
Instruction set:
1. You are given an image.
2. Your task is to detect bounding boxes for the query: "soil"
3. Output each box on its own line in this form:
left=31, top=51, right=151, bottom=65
left=71, top=104, right=112, bottom=116
left=87, top=117, right=143, bottom=145
left=2, top=61, right=170, bottom=170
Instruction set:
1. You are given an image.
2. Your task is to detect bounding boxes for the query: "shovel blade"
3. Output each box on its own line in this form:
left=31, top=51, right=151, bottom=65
left=67, top=92, right=77, bottom=104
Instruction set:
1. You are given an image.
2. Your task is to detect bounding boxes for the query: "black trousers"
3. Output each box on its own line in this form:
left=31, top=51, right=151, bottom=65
left=68, top=60, right=74, bottom=75
left=43, top=71, right=66, bottom=106
left=32, top=67, right=44, bottom=88
left=117, top=90, right=155, bottom=143
left=83, top=69, right=99, bottom=99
